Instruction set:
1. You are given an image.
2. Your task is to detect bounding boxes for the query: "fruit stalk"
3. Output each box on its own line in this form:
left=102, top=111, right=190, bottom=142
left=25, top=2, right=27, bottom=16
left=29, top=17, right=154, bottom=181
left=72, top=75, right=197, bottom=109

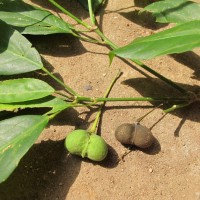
left=88, top=70, right=122, bottom=134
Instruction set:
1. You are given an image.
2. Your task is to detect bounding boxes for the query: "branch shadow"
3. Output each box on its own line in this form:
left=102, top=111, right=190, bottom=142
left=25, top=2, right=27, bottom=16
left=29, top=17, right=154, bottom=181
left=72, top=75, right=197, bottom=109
left=37, top=57, right=74, bottom=92
left=0, top=140, right=82, bottom=200
left=171, top=52, right=200, bottom=81
left=122, top=77, right=200, bottom=123
left=96, top=0, right=109, bottom=32
left=174, top=116, right=187, bottom=137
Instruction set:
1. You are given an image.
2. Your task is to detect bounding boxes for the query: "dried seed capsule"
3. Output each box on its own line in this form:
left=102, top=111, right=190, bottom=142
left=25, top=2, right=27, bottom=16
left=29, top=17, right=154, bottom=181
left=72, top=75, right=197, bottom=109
left=115, top=123, right=154, bottom=148
left=115, top=123, right=135, bottom=145
left=133, top=124, right=154, bottom=148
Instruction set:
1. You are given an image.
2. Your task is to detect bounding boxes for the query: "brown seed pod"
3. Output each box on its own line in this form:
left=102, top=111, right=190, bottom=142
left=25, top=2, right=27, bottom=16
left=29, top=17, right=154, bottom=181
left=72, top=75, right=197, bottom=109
left=115, top=123, right=154, bottom=148
left=115, top=123, right=135, bottom=145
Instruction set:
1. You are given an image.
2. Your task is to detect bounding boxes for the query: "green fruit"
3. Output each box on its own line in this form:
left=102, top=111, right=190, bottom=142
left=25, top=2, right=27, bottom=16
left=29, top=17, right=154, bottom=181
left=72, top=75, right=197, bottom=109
left=86, top=135, right=108, bottom=161
left=65, top=129, right=90, bottom=157
left=65, top=129, right=108, bottom=161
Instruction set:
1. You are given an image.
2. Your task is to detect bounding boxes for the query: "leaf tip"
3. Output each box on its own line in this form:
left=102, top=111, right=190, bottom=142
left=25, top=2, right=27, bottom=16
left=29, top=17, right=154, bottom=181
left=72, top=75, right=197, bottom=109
left=108, top=51, right=116, bottom=66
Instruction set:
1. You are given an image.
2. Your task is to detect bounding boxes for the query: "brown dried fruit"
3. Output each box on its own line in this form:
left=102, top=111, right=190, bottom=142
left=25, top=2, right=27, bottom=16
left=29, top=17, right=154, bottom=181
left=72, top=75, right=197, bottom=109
left=115, top=123, right=154, bottom=148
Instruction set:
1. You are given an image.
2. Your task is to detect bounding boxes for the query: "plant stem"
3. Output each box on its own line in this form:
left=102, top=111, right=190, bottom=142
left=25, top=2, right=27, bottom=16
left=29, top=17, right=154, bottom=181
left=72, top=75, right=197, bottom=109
left=95, top=29, right=187, bottom=93
left=47, top=110, right=62, bottom=120
left=48, top=0, right=93, bottom=30
left=86, top=4, right=188, bottom=94
left=42, top=67, right=79, bottom=96
left=88, top=70, right=122, bottom=134
left=75, top=32, right=105, bottom=44
left=76, top=96, right=189, bottom=103
left=88, top=0, right=96, bottom=25
left=50, top=0, right=188, bottom=94
left=55, top=91, right=72, bottom=100
left=164, top=102, right=192, bottom=113
left=130, top=59, right=188, bottom=94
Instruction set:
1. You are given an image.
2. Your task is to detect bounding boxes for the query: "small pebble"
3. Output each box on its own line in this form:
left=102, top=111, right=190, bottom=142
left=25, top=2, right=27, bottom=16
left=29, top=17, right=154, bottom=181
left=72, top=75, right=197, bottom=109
left=84, top=85, right=93, bottom=91
left=149, top=168, right=153, bottom=173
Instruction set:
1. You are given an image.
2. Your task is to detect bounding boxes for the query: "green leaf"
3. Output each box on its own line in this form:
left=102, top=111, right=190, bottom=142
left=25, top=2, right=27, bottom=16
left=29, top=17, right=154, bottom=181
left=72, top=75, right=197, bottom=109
left=144, top=0, right=200, bottom=24
left=0, top=21, right=43, bottom=75
left=77, top=0, right=104, bottom=12
left=110, top=20, right=200, bottom=60
left=0, top=0, right=75, bottom=35
left=0, top=78, right=55, bottom=103
left=0, top=115, right=49, bottom=183
left=0, top=96, right=71, bottom=114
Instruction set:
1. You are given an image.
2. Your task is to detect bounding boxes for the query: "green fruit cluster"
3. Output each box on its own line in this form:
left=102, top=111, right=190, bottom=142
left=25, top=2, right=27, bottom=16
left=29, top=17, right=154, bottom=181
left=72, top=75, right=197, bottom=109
left=65, top=130, right=108, bottom=161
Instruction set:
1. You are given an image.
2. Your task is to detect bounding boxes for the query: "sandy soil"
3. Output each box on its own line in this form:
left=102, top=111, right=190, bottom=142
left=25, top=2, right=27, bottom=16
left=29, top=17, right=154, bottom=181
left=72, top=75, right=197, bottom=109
left=0, top=0, right=200, bottom=199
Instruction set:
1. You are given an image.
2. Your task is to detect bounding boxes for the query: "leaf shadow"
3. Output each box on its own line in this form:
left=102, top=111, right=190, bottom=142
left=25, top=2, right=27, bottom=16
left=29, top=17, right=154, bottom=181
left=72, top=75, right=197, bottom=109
left=119, top=10, right=167, bottom=30
left=0, top=20, right=15, bottom=54
left=171, top=52, right=200, bottom=81
left=0, top=140, right=82, bottom=200
left=0, top=104, right=119, bottom=199
left=26, top=34, right=87, bottom=57
left=133, top=0, right=156, bottom=8
left=122, top=77, right=178, bottom=99
left=30, top=0, right=89, bottom=20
